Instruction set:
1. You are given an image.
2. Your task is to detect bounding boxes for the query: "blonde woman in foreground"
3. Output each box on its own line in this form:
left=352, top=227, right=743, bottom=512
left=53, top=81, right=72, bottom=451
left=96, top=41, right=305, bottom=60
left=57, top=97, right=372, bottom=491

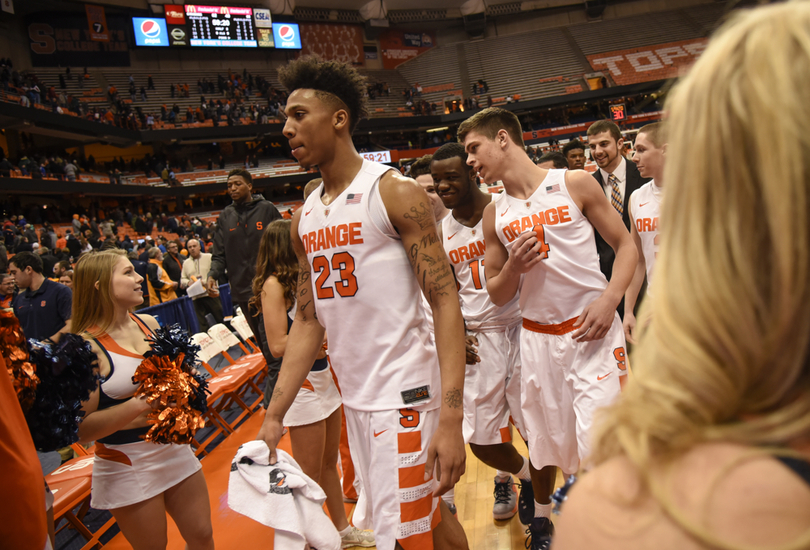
left=554, top=4, right=810, bottom=550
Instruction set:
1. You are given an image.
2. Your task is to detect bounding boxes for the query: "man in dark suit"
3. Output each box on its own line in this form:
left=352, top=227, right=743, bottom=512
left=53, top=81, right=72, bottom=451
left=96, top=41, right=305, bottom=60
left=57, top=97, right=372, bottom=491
left=587, top=120, right=651, bottom=317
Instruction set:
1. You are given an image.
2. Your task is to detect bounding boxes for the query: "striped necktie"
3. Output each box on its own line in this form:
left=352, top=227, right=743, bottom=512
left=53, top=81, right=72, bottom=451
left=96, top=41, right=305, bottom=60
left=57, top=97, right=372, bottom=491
left=608, top=173, right=623, bottom=216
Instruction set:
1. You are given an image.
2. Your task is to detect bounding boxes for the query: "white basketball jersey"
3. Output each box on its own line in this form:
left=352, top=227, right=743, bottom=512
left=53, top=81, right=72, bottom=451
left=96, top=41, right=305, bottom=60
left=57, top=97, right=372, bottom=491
left=628, top=181, right=662, bottom=290
left=442, top=195, right=521, bottom=331
left=493, top=169, right=608, bottom=324
left=298, top=159, right=440, bottom=412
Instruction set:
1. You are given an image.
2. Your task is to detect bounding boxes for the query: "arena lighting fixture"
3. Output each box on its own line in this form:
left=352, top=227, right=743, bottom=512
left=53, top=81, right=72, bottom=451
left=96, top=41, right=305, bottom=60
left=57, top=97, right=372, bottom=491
left=426, top=127, right=449, bottom=133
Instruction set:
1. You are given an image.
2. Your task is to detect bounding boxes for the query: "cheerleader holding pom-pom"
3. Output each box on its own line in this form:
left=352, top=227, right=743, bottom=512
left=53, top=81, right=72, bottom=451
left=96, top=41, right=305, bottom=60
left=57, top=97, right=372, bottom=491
left=72, top=249, right=214, bottom=550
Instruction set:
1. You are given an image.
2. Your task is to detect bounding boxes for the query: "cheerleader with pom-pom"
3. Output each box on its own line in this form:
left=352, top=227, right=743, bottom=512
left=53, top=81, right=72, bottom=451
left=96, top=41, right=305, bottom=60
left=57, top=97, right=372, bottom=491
left=72, top=250, right=214, bottom=550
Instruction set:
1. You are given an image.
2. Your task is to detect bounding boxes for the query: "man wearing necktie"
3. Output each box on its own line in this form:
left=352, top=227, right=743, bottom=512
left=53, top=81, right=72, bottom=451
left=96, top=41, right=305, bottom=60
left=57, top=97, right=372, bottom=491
left=586, top=120, right=651, bottom=318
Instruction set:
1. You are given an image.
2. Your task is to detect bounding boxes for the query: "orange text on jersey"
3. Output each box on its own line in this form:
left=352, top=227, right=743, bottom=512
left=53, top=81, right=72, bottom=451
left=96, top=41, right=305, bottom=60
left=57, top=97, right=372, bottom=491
left=636, top=217, right=659, bottom=233
left=303, top=222, right=364, bottom=254
left=448, top=240, right=485, bottom=265
left=501, top=206, right=572, bottom=243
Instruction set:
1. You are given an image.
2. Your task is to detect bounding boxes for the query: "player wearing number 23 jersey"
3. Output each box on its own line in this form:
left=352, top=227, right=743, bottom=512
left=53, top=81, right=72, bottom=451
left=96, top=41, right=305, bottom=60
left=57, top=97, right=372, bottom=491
left=298, top=160, right=441, bottom=412
left=260, top=58, right=467, bottom=550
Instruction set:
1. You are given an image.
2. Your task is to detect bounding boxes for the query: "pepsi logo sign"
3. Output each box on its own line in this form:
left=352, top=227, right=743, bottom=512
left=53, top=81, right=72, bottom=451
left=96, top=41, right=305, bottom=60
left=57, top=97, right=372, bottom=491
left=278, top=25, right=294, bottom=41
left=141, top=19, right=161, bottom=38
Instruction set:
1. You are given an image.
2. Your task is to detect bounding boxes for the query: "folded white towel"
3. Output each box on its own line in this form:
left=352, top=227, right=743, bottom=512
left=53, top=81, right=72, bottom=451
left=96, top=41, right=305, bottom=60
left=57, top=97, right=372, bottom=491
left=228, top=441, right=341, bottom=550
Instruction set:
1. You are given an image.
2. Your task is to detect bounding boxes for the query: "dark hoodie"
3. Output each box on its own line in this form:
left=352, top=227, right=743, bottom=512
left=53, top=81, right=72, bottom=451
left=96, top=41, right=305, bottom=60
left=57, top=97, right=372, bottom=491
left=209, top=193, right=281, bottom=302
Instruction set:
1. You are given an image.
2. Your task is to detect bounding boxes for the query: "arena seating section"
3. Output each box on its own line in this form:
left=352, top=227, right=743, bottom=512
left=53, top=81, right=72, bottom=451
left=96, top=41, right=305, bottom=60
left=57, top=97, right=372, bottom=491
left=2, top=4, right=727, bottom=128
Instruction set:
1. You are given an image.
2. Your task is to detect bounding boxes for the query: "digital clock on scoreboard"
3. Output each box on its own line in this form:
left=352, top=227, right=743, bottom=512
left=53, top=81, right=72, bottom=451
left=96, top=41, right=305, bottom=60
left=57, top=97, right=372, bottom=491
left=184, top=5, right=257, bottom=47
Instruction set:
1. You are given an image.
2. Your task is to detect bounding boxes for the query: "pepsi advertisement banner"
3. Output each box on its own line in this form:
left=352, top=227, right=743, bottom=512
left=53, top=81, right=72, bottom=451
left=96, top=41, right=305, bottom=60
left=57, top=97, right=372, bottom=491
left=133, top=17, right=169, bottom=47
left=273, top=23, right=301, bottom=49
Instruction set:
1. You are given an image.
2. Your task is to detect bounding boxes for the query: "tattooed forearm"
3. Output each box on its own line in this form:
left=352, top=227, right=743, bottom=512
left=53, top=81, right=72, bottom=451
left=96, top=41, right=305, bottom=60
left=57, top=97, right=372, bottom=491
left=426, top=262, right=455, bottom=303
left=444, top=388, right=462, bottom=409
left=403, top=202, right=434, bottom=230
left=270, top=388, right=284, bottom=404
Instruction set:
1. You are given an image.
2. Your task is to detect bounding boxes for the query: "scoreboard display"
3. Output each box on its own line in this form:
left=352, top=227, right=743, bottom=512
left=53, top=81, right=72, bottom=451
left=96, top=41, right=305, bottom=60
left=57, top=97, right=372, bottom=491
left=131, top=6, right=293, bottom=49
left=184, top=5, right=257, bottom=47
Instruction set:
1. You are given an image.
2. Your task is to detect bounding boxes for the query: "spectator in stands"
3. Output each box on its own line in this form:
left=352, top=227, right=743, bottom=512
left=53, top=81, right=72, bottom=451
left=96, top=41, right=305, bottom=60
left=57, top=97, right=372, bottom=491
left=126, top=250, right=149, bottom=309
left=536, top=151, right=569, bottom=169
left=140, top=86, right=147, bottom=101
left=65, top=230, right=81, bottom=260
left=162, top=240, right=186, bottom=296
left=146, top=246, right=177, bottom=304
left=0, top=272, right=15, bottom=309
left=181, top=239, right=222, bottom=332
left=58, top=270, right=73, bottom=290
left=562, top=140, right=587, bottom=171
left=208, top=168, right=282, bottom=385
left=147, top=74, right=154, bottom=90
left=37, top=246, right=57, bottom=279
left=64, top=160, right=78, bottom=182
left=9, top=251, right=72, bottom=342
left=53, top=260, right=71, bottom=280
left=0, top=155, right=12, bottom=178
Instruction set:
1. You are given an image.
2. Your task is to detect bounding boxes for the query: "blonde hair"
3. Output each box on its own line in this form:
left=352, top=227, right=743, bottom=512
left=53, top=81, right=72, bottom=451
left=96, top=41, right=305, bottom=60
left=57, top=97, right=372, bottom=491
left=71, top=249, right=128, bottom=337
left=591, top=3, right=810, bottom=547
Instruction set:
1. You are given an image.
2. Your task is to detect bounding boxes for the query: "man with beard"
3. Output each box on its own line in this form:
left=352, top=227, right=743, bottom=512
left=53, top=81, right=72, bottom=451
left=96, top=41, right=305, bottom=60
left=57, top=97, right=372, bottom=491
left=586, top=121, right=649, bottom=316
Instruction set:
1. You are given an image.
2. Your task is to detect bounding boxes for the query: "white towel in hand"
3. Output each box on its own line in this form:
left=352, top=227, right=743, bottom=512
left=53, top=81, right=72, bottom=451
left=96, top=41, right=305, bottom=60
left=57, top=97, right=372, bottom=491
left=227, top=441, right=341, bottom=550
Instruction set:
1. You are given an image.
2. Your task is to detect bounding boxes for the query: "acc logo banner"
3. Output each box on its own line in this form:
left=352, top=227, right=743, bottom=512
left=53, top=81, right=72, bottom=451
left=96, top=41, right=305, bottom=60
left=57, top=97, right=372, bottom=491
left=587, top=38, right=708, bottom=86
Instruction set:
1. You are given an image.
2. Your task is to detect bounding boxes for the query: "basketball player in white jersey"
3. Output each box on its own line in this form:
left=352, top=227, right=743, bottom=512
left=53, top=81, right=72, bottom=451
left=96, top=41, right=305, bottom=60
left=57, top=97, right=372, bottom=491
left=624, top=122, right=666, bottom=344
left=257, top=57, right=468, bottom=550
left=460, top=108, right=637, bottom=550
left=431, top=142, right=535, bottom=523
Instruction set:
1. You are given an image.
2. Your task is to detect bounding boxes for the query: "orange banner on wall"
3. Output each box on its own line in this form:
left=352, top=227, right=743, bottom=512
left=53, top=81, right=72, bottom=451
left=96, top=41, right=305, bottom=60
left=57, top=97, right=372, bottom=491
left=299, top=23, right=364, bottom=65
left=379, top=29, right=435, bottom=70
left=587, top=38, right=708, bottom=86
left=85, top=4, right=109, bottom=42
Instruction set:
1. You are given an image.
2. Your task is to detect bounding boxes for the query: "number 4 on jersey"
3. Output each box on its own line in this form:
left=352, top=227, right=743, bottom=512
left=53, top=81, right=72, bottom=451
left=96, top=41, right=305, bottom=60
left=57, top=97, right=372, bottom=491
left=533, top=225, right=551, bottom=259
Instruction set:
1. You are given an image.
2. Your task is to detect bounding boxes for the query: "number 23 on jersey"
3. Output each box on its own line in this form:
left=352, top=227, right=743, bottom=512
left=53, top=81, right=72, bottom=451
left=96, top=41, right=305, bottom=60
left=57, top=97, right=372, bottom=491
left=312, top=252, right=359, bottom=299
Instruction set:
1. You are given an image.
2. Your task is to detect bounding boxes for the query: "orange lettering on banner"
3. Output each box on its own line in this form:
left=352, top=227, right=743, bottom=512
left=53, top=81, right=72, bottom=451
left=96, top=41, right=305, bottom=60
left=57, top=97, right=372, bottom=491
left=303, top=223, right=364, bottom=254
left=587, top=38, right=708, bottom=86
left=501, top=206, right=572, bottom=243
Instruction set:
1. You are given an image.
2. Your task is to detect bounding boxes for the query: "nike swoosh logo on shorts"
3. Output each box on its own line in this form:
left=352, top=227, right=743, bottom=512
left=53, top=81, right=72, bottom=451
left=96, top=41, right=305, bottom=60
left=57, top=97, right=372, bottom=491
left=374, top=429, right=388, bottom=438
left=597, top=372, right=613, bottom=381
left=640, top=202, right=649, bottom=207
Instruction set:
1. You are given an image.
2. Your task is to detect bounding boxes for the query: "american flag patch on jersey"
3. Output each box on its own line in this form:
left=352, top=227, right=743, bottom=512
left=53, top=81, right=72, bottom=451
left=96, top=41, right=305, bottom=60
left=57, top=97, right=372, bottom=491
left=546, top=184, right=561, bottom=193
left=346, top=193, right=363, bottom=204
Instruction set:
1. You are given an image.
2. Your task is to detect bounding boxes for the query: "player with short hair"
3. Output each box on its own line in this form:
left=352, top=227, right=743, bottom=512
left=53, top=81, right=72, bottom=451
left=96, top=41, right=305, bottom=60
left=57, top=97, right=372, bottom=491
left=536, top=152, right=569, bottom=170
left=561, top=140, right=586, bottom=171
left=257, top=57, right=468, bottom=550
left=431, top=142, right=535, bottom=523
left=410, top=155, right=449, bottom=224
left=623, top=122, right=666, bottom=344
left=460, top=107, right=637, bottom=549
